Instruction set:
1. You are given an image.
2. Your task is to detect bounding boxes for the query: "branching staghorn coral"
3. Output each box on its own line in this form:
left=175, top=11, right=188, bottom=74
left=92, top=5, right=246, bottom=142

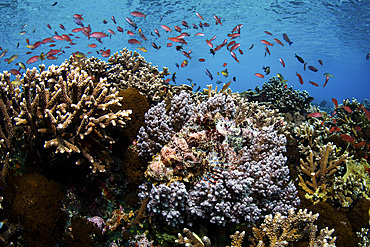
left=298, top=142, right=348, bottom=204
left=250, top=208, right=337, bottom=247
left=12, top=65, right=131, bottom=172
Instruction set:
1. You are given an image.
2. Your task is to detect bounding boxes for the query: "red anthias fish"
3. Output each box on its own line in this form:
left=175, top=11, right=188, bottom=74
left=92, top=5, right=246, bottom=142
left=307, top=112, right=322, bottom=118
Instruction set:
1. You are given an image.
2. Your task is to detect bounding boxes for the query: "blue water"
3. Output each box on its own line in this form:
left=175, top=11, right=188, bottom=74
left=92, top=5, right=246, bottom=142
left=0, top=0, right=369, bottom=105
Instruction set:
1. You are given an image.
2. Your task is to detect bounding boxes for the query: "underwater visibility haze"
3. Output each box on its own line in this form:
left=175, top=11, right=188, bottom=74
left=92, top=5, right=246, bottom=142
left=0, top=0, right=369, bottom=103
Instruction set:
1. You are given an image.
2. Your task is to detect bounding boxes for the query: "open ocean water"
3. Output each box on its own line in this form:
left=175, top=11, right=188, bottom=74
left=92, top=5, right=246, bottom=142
left=0, top=0, right=369, bottom=106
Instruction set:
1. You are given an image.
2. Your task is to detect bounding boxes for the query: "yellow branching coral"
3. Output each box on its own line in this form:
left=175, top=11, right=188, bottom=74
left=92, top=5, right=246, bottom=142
left=175, top=228, right=211, bottom=247
left=250, top=208, right=337, bottom=247
left=298, top=142, right=348, bottom=203
left=226, top=231, right=245, bottom=247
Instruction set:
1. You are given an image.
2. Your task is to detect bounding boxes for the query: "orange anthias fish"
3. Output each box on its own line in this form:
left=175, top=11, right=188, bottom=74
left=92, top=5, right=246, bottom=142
left=296, top=72, right=303, bottom=84
left=332, top=98, right=338, bottom=108
left=341, top=134, right=355, bottom=143
left=353, top=141, right=366, bottom=148
left=130, top=11, right=146, bottom=18
left=364, top=108, right=370, bottom=121
left=343, top=106, right=352, bottom=113
left=329, top=126, right=341, bottom=133
left=261, top=40, right=273, bottom=46
left=128, top=39, right=141, bottom=44
left=273, top=38, right=284, bottom=46
left=307, top=112, right=322, bottom=118
left=309, top=81, right=319, bottom=87
left=255, top=73, right=264, bottom=78
left=160, top=25, right=172, bottom=32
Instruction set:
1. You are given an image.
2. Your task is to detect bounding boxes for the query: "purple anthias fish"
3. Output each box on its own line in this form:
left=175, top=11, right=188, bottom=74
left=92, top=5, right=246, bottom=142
left=74, top=18, right=84, bottom=27
left=125, top=17, right=137, bottom=29
left=205, top=68, right=213, bottom=80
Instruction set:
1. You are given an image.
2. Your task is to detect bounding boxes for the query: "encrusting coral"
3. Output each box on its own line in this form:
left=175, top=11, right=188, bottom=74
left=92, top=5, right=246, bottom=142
left=139, top=92, right=299, bottom=226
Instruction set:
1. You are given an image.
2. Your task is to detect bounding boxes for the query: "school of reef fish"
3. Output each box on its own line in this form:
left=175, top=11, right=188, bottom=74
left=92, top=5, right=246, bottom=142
left=0, top=5, right=370, bottom=247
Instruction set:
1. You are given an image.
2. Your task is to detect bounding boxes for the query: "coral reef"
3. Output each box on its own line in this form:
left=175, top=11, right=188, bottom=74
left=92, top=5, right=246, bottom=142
left=250, top=208, right=336, bottom=247
left=139, top=93, right=299, bottom=226
left=240, top=76, right=314, bottom=123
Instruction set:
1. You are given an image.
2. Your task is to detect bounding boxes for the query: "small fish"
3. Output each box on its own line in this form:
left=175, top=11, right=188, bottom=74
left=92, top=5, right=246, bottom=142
left=130, top=11, right=146, bottom=18
left=255, top=73, right=264, bottom=78
left=47, top=23, right=52, bottom=29
left=205, top=68, right=213, bottom=80
left=296, top=72, right=303, bottom=84
left=343, top=106, right=352, bottom=113
left=341, top=134, right=354, bottom=143
left=216, top=80, right=222, bottom=84
left=154, top=29, right=160, bottom=37
left=277, top=73, right=287, bottom=83
left=11, top=79, right=23, bottom=86
left=323, top=75, right=330, bottom=88
left=332, top=98, right=338, bottom=108
left=265, top=46, right=271, bottom=56
left=117, top=26, right=124, bottom=32
left=283, top=33, right=293, bottom=45
left=210, top=49, right=215, bottom=56
left=223, top=63, right=227, bottom=67
left=52, top=2, right=58, bottom=6
left=103, top=19, right=107, bottom=24
left=221, top=69, right=228, bottom=77
left=213, top=15, right=222, bottom=25
left=9, top=69, right=21, bottom=75
left=181, top=21, right=189, bottom=28
left=192, top=23, right=198, bottom=29
left=59, top=24, right=65, bottom=30
left=26, top=55, right=39, bottom=64
left=21, top=24, right=27, bottom=29
left=230, top=51, right=239, bottom=63
left=329, top=126, right=341, bottom=133
left=112, top=16, right=117, bottom=24
left=196, top=12, right=204, bottom=20
left=279, top=58, right=285, bottom=67
left=366, top=53, right=370, bottom=60
left=137, top=46, right=147, bottom=52
left=19, top=31, right=27, bottom=35
left=18, top=62, right=26, bottom=70
left=353, top=140, right=366, bottom=148
left=264, top=31, right=273, bottom=35
left=309, top=81, right=319, bottom=87
left=262, top=66, right=270, bottom=75
left=304, top=62, right=307, bottom=71
left=308, top=65, right=318, bottom=72
left=7, top=54, right=18, bottom=64
left=0, top=49, right=8, bottom=58
left=126, top=17, right=137, bottom=29
left=261, top=40, right=273, bottom=46
left=152, top=42, right=161, bottom=50
left=318, top=59, right=323, bottom=66
left=323, top=72, right=334, bottom=78
left=160, top=25, right=172, bottom=32
left=239, top=48, right=243, bottom=55
left=199, top=58, right=205, bottom=62
left=273, top=38, right=284, bottom=46
left=295, top=54, right=304, bottom=63
left=172, top=72, right=177, bottom=83
left=128, top=39, right=141, bottom=44
left=175, top=63, right=179, bottom=69
left=181, top=60, right=188, bottom=67
left=307, top=112, right=322, bottom=118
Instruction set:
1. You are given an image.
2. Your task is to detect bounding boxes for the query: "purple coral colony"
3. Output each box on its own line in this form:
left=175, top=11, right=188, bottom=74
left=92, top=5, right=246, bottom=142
left=0, top=7, right=370, bottom=247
